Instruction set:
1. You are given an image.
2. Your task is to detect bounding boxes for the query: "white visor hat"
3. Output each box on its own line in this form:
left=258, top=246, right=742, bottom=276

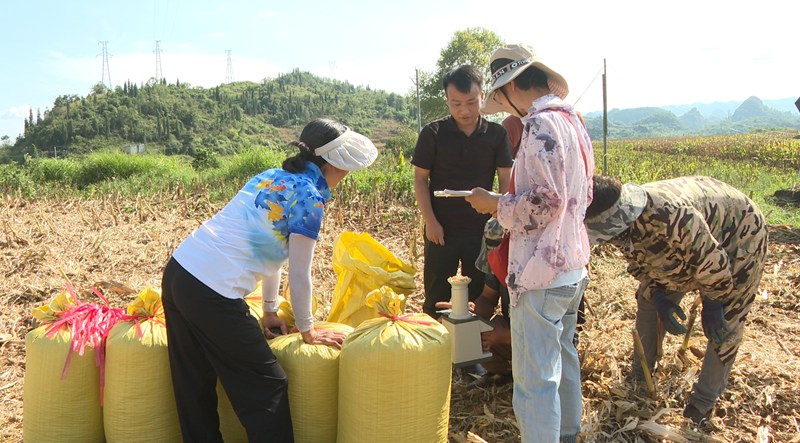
left=314, top=129, right=379, bottom=171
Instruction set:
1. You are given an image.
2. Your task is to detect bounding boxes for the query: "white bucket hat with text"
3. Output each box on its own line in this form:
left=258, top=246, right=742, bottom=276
left=482, top=43, right=569, bottom=115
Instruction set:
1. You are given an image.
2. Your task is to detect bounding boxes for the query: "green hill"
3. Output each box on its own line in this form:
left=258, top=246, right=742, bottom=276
left=5, top=69, right=416, bottom=163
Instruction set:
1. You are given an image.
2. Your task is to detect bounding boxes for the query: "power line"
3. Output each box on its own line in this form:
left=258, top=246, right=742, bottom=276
left=97, top=41, right=112, bottom=89
left=154, top=40, right=163, bottom=82
left=225, top=50, right=234, bottom=83
left=571, top=66, right=603, bottom=108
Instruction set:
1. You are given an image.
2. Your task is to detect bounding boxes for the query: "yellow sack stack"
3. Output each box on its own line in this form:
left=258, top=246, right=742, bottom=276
left=104, top=287, right=181, bottom=442
left=244, top=286, right=266, bottom=321
left=270, top=321, right=354, bottom=443
left=276, top=291, right=319, bottom=330
left=337, top=287, right=451, bottom=443
left=23, top=291, right=105, bottom=443
left=244, top=280, right=319, bottom=330
left=327, top=232, right=416, bottom=328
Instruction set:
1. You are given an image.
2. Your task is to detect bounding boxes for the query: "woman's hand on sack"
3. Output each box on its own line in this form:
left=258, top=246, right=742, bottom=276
left=301, top=327, right=347, bottom=350
left=465, top=188, right=500, bottom=215
left=262, top=312, right=288, bottom=339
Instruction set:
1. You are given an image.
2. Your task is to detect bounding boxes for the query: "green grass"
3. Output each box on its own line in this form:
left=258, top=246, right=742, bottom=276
left=597, top=133, right=800, bottom=226
left=1, top=132, right=798, bottom=226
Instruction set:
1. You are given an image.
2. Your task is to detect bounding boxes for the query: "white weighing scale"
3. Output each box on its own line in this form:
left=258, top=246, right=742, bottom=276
left=440, top=275, right=494, bottom=367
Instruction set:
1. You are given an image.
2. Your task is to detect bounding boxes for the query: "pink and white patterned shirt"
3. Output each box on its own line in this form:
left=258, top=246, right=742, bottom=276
left=496, top=94, right=595, bottom=306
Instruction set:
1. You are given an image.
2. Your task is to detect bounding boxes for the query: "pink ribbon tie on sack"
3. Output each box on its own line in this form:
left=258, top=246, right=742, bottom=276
left=379, top=312, right=436, bottom=326
left=43, top=285, right=130, bottom=406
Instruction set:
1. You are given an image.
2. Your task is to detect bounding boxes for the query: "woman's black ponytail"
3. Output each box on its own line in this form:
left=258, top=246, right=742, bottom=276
left=282, top=118, right=348, bottom=173
left=282, top=141, right=316, bottom=172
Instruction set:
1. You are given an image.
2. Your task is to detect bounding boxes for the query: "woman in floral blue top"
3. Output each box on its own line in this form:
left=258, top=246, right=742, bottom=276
left=161, top=117, right=378, bottom=443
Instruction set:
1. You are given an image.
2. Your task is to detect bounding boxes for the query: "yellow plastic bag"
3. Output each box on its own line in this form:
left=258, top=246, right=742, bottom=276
left=270, top=322, right=354, bottom=443
left=327, top=232, right=415, bottom=328
left=104, top=287, right=182, bottom=442
left=24, top=291, right=105, bottom=443
left=337, top=287, right=451, bottom=443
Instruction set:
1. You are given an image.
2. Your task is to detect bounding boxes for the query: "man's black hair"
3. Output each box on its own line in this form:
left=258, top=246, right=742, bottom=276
left=442, top=65, right=483, bottom=95
left=586, top=175, right=623, bottom=219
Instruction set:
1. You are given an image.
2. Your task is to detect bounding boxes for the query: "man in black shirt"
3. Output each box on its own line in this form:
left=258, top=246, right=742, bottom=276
left=411, top=65, right=513, bottom=318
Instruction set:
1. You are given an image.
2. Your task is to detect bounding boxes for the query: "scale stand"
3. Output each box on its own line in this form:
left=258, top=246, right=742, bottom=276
left=440, top=275, right=493, bottom=368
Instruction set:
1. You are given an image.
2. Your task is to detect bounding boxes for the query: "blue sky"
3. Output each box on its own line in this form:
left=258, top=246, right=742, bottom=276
left=1, top=0, right=796, bottom=140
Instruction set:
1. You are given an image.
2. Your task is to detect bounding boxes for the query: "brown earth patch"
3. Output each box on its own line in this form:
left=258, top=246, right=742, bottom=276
left=1, top=196, right=798, bottom=442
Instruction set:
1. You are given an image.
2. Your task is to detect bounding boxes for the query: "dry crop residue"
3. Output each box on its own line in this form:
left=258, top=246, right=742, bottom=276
left=1, top=197, right=798, bottom=442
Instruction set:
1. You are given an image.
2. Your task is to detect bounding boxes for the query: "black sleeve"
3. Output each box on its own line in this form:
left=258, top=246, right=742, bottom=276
left=410, top=125, right=436, bottom=170
left=495, top=127, right=514, bottom=168
left=484, top=272, right=500, bottom=291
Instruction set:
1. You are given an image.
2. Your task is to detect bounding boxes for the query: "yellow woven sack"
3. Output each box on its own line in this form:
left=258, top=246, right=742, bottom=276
left=23, top=291, right=105, bottom=443
left=104, top=287, right=181, bottom=442
left=270, top=321, right=354, bottom=443
left=327, top=232, right=415, bottom=328
left=244, top=286, right=264, bottom=322
left=337, top=287, right=451, bottom=443
left=244, top=281, right=318, bottom=330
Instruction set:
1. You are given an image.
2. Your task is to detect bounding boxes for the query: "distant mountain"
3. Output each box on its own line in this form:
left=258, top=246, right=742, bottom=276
left=658, top=97, right=799, bottom=120
left=606, top=107, right=669, bottom=125
left=582, top=96, right=800, bottom=140
left=679, top=108, right=706, bottom=131
left=732, top=96, right=777, bottom=121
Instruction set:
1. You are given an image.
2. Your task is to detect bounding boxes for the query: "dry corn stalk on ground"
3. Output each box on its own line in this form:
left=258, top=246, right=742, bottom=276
left=1, top=196, right=798, bottom=442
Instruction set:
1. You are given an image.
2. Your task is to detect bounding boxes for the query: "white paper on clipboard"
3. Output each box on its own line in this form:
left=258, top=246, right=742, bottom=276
left=433, top=189, right=473, bottom=198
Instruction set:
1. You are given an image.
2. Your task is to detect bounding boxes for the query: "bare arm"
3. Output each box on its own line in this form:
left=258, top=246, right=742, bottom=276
left=413, top=166, right=444, bottom=245
left=473, top=284, right=501, bottom=320
left=496, top=166, right=511, bottom=194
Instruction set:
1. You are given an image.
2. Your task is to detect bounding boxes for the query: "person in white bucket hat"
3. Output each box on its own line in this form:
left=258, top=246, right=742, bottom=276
left=162, top=117, right=377, bottom=442
left=465, top=44, right=594, bottom=443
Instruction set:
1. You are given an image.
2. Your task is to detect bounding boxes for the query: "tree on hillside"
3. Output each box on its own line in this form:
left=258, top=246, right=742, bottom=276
left=4, top=71, right=415, bottom=163
left=418, top=27, right=504, bottom=123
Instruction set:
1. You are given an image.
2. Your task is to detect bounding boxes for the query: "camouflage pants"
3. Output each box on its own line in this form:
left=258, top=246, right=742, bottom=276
left=633, top=291, right=745, bottom=414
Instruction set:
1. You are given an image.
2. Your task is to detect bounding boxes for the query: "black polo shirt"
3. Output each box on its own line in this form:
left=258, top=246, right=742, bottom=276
left=411, top=116, right=513, bottom=236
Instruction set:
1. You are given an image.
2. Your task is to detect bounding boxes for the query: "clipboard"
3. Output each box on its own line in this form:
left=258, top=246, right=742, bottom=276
left=433, top=189, right=473, bottom=198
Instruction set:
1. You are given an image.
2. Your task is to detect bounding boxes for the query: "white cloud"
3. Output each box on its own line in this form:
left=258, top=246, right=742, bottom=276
left=1, top=105, right=33, bottom=120
left=308, top=58, right=421, bottom=96
left=1, top=104, right=53, bottom=139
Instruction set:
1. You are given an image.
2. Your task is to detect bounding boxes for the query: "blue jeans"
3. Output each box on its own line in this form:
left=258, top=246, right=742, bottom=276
left=510, top=278, right=587, bottom=443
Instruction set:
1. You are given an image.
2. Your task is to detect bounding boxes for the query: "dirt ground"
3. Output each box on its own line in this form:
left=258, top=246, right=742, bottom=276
left=1, top=195, right=798, bottom=442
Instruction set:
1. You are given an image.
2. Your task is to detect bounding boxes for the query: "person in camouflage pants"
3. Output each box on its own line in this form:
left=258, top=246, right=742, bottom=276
left=584, top=175, right=768, bottom=425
